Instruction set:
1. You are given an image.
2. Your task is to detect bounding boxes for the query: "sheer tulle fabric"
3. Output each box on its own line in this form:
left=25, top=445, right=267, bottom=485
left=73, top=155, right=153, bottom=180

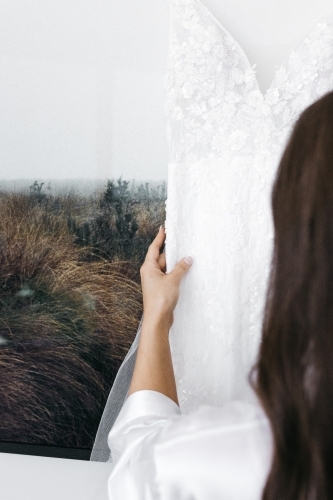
left=91, top=0, right=333, bottom=462
left=90, top=318, right=142, bottom=462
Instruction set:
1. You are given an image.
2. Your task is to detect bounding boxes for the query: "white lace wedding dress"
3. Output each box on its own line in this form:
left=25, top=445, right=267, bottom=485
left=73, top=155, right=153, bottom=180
left=90, top=0, right=333, bottom=462
left=164, top=0, right=333, bottom=411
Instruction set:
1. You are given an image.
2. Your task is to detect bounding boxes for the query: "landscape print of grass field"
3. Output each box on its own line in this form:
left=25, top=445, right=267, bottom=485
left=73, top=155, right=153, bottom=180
left=0, top=178, right=166, bottom=450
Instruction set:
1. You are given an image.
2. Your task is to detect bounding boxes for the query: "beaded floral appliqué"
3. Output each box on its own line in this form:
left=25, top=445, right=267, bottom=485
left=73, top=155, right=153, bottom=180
left=164, top=0, right=333, bottom=163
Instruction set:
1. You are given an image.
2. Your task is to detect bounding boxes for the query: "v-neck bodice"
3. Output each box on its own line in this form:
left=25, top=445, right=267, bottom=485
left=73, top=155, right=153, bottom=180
left=164, top=0, right=333, bottom=164
left=193, top=0, right=333, bottom=96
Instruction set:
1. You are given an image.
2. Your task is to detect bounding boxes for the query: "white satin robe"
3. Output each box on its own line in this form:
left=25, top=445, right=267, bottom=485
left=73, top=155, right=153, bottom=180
left=107, top=390, right=273, bottom=499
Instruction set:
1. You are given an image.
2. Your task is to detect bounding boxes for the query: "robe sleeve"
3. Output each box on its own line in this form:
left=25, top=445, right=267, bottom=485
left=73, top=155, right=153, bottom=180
left=107, top=389, right=182, bottom=500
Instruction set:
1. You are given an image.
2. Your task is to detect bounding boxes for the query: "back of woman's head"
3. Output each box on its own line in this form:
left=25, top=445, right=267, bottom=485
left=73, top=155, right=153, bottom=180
left=252, top=90, right=333, bottom=500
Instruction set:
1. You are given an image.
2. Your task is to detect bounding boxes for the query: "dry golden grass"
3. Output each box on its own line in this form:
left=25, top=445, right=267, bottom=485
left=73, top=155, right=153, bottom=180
left=134, top=200, right=166, bottom=239
left=0, top=193, right=143, bottom=447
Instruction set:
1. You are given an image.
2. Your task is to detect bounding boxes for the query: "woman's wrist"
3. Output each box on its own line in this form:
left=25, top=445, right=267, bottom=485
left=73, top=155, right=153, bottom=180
left=141, top=310, right=172, bottom=336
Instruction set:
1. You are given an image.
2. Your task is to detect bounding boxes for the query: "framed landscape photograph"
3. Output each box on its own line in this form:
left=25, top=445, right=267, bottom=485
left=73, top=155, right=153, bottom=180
left=0, top=0, right=169, bottom=459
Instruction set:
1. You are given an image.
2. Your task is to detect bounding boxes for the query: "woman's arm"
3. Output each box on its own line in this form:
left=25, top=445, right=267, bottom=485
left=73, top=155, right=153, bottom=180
left=127, top=315, right=179, bottom=404
left=127, top=226, right=193, bottom=405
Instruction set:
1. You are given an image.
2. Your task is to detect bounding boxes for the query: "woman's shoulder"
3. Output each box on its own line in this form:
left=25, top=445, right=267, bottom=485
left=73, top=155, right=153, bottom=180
left=197, top=398, right=268, bottom=423
left=108, top=391, right=273, bottom=499
left=158, top=397, right=270, bottom=439
left=153, top=399, right=273, bottom=499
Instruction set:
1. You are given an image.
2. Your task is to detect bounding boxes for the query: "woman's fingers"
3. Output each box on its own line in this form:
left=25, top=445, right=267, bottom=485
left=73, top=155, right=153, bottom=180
left=169, top=257, right=193, bottom=284
left=157, top=252, right=166, bottom=272
left=145, top=226, right=165, bottom=262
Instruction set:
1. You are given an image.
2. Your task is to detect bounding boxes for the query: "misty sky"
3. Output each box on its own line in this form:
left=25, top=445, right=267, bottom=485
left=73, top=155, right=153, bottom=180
left=0, top=0, right=169, bottom=181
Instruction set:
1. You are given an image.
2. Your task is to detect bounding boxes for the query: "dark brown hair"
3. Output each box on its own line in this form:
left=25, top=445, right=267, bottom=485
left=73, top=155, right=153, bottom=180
left=251, top=90, right=333, bottom=500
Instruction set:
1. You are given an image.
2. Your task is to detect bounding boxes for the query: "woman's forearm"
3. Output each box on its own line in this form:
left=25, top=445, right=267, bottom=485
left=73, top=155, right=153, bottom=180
left=127, top=315, right=179, bottom=406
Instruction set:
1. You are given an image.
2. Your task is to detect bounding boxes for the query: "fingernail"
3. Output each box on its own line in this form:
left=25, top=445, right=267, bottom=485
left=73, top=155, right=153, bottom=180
left=159, top=225, right=164, bottom=231
left=184, top=256, right=193, bottom=266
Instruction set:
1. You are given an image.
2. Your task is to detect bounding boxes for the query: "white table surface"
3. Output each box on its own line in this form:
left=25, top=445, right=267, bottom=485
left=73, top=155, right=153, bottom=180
left=0, top=453, right=112, bottom=500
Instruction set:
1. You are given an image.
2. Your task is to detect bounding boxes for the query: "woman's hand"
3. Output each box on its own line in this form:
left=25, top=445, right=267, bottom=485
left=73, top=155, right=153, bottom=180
left=140, top=226, right=193, bottom=329
left=128, top=226, right=192, bottom=403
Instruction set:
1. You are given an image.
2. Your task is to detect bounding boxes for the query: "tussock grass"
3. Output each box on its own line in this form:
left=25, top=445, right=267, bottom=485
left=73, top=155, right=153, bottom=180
left=0, top=193, right=144, bottom=447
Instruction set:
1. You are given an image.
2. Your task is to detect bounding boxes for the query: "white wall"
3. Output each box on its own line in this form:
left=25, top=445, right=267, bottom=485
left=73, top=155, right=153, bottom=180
left=0, top=452, right=112, bottom=500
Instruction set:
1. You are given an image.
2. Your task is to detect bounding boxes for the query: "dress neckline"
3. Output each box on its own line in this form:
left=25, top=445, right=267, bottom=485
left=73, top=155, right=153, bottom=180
left=192, top=0, right=333, bottom=97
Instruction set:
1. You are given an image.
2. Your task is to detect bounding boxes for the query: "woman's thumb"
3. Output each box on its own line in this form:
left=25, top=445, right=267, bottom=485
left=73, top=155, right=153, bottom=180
left=170, top=256, right=193, bottom=283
